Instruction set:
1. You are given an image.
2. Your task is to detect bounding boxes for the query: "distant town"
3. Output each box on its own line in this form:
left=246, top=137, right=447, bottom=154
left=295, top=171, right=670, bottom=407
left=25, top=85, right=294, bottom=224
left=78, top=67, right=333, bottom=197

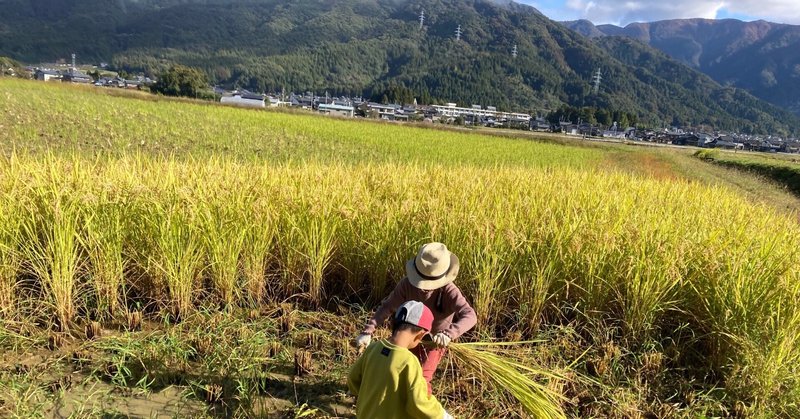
left=21, top=62, right=800, bottom=155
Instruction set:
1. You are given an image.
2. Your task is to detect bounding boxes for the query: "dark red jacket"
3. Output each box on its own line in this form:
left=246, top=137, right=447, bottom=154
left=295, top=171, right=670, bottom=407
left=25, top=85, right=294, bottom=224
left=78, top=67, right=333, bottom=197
left=363, top=278, right=477, bottom=339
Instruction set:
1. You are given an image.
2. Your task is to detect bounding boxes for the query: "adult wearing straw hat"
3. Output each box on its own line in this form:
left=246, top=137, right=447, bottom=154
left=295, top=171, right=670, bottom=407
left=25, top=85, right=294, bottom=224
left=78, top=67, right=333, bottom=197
left=355, top=242, right=477, bottom=394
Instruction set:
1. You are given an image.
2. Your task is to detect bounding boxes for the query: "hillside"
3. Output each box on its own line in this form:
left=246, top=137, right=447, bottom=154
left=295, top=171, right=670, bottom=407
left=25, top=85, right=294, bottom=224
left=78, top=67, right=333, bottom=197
left=2, top=0, right=800, bottom=134
left=562, top=18, right=800, bottom=115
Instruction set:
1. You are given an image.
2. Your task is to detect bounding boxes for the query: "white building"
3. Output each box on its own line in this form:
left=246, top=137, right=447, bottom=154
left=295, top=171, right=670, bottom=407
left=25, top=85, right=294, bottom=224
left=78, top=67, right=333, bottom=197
left=220, top=93, right=266, bottom=108
left=35, top=69, right=61, bottom=82
left=318, top=103, right=355, bottom=117
left=267, top=97, right=290, bottom=107
left=431, top=103, right=530, bottom=122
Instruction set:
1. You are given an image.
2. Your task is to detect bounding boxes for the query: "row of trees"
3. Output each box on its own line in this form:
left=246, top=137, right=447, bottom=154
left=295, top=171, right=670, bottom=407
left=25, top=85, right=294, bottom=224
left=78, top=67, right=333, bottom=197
left=150, top=65, right=211, bottom=99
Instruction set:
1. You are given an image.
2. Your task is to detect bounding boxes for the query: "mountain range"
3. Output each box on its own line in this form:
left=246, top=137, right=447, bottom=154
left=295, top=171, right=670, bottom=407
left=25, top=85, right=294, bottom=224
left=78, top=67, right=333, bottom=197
left=1, top=0, right=799, bottom=135
left=562, top=18, right=800, bottom=116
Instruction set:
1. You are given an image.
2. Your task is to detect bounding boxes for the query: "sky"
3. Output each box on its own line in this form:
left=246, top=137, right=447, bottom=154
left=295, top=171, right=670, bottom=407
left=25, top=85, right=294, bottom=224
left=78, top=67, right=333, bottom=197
left=519, top=0, right=800, bottom=26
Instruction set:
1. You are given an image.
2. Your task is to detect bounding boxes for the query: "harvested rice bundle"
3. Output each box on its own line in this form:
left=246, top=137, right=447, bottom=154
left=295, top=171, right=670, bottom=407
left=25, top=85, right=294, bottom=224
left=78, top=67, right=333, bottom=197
left=446, top=342, right=566, bottom=419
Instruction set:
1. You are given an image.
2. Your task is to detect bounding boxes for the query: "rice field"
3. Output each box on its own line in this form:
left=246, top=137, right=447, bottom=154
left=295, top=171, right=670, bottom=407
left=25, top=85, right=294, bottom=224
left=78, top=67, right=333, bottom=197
left=1, top=78, right=800, bottom=417
left=0, top=79, right=600, bottom=168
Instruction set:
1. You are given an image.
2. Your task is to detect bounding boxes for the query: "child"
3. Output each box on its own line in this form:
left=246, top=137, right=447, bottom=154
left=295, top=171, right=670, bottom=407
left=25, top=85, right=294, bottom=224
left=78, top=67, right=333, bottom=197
left=355, top=242, right=477, bottom=394
left=348, top=300, right=453, bottom=419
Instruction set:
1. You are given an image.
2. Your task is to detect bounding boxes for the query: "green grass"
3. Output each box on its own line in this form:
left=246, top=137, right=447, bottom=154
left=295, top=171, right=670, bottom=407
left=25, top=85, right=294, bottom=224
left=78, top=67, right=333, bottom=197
left=694, top=148, right=800, bottom=195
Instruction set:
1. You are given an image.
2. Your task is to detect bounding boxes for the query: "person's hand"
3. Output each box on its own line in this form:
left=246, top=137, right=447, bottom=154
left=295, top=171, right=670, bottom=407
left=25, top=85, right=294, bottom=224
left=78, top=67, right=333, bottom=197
left=433, top=332, right=451, bottom=347
left=355, top=333, right=372, bottom=348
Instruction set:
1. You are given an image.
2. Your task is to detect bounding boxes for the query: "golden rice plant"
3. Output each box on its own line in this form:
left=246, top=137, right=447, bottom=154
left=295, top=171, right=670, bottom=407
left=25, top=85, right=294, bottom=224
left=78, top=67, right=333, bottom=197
left=145, top=198, right=206, bottom=320
left=241, top=200, right=275, bottom=304
left=283, top=203, right=339, bottom=306
left=19, top=181, right=81, bottom=331
left=615, top=223, right=684, bottom=339
left=732, top=304, right=800, bottom=415
left=81, top=192, right=127, bottom=319
left=0, top=196, right=23, bottom=318
left=469, top=244, right=510, bottom=333
left=512, top=238, right=569, bottom=333
left=0, top=147, right=798, bottom=414
left=198, top=198, right=248, bottom=308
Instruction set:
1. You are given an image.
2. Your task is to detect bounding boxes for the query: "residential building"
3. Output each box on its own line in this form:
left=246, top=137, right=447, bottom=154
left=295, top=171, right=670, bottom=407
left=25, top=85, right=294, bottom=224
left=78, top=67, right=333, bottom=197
left=318, top=103, right=355, bottom=117
left=35, top=69, right=61, bottom=82
left=62, top=69, right=92, bottom=84
left=431, top=103, right=530, bottom=123
left=220, top=93, right=266, bottom=108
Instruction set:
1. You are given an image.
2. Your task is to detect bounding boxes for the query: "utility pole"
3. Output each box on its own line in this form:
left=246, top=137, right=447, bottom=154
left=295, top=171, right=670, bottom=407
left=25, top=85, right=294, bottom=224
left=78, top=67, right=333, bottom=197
left=71, top=53, right=76, bottom=70
left=419, top=9, right=425, bottom=30
left=592, top=69, right=602, bottom=95
left=455, top=25, right=462, bottom=41
left=512, top=44, right=518, bottom=58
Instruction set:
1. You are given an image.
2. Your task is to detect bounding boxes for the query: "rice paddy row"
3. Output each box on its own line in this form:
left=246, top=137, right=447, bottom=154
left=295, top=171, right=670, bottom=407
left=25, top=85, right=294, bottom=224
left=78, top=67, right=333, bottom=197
left=0, top=155, right=798, bottom=416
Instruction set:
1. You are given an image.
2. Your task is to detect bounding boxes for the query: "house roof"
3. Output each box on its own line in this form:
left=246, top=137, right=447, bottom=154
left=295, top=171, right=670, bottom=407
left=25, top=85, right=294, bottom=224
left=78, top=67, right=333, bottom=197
left=63, top=68, right=90, bottom=77
left=318, top=103, right=354, bottom=112
left=715, top=140, right=740, bottom=146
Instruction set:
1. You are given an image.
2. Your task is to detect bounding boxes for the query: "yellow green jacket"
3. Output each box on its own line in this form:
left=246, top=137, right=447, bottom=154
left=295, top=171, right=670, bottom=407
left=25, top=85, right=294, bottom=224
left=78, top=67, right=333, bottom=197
left=348, top=340, right=446, bottom=419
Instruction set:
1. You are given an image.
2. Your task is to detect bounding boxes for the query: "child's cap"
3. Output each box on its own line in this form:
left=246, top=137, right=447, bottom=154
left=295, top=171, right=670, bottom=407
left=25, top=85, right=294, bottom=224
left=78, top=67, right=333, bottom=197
left=395, top=300, right=434, bottom=332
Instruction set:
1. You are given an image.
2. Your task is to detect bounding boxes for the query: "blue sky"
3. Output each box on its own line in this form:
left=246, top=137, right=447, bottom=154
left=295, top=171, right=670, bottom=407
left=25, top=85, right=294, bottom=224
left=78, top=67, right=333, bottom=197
left=517, top=0, right=798, bottom=26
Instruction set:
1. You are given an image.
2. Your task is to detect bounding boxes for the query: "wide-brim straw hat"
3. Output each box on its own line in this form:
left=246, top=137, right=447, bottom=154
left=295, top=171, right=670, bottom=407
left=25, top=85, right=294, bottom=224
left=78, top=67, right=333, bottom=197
left=406, top=242, right=460, bottom=290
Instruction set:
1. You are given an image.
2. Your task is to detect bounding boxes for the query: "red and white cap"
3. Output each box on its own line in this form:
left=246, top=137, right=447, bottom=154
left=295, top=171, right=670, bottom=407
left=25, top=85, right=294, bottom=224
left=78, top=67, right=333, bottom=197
left=395, top=300, right=434, bottom=332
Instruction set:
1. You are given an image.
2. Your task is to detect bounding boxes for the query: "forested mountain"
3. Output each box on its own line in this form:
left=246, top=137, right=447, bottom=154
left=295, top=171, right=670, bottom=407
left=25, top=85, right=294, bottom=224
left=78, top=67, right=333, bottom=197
left=562, top=18, right=800, bottom=116
left=2, top=0, right=799, bottom=134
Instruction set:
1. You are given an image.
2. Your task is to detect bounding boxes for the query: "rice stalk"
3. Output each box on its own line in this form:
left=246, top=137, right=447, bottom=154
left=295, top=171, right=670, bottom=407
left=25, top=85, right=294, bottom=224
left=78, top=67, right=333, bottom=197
left=241, top=199, right=275, bottom=305
left=285, top=206, right=338, bottom=306
left=199, top=199, right=247, bottom=308
left=447, top=341, right=567, bottom=419
left=20, top=186, right=81, bottom=332
left=81, top=193, right=127, bottom=319
left=618, top=226, right=682, bottom=340
left=471, top=245, right=509, bottom=332
left=0, top=197, right=23, bottom=318
left=146, top=200, right=205, bottom=320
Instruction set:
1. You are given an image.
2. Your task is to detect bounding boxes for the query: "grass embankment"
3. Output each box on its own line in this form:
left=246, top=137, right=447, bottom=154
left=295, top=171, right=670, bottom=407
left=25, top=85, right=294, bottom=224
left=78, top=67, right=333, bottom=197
left=1, top=79, right=800, bottom=417
left=695, top=149, right=800, bottom=196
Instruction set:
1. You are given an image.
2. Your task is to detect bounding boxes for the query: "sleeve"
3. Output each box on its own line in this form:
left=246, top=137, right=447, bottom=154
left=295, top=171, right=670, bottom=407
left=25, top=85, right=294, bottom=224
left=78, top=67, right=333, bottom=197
left=347, top=347, right=366, bottom=396
left=362, top=279, right=409, bottom=335
left=402, top=360, right=445, bottom=419
left=442, top=284, right=477, bottom=340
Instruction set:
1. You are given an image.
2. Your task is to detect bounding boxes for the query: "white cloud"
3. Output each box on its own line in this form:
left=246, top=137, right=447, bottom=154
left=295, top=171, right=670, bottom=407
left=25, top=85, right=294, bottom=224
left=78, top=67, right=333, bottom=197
left=728, top=1, right=800, bottom=23
left=525, top=0, right=800, bottom=25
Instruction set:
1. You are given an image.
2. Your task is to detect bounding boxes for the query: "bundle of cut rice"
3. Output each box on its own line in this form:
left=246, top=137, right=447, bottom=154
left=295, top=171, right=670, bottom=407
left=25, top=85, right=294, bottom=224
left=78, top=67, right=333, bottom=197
left=445, top=341, right=566, bottom=419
